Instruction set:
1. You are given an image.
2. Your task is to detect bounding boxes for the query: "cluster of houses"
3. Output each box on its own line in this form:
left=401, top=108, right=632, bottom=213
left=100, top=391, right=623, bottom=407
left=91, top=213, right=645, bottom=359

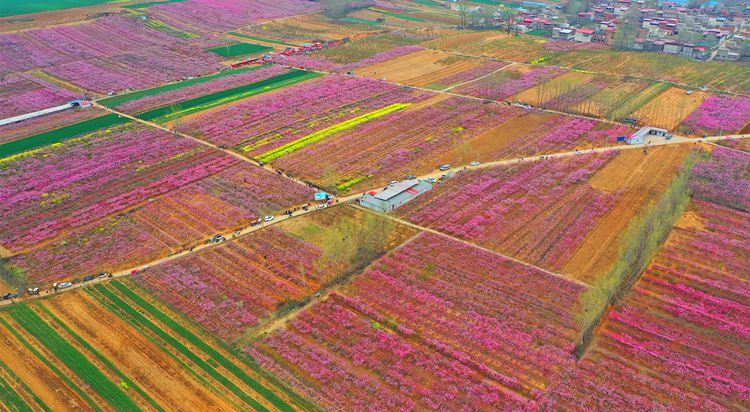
left=467, top=0, right=749, bottom=60
left=629, top=1, right=750, bottom=60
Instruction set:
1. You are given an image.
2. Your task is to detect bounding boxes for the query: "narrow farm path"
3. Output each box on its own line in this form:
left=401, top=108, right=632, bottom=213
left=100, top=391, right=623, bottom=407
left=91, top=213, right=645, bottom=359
left=4, top=87, right=749, bottom=305
left=707, top=141, right=749, bottom=155
left=238, top=231, right=424, bottom=344
left=441, top=62, right=515, bottom=92
left=92, top=102, right=321, bottom=190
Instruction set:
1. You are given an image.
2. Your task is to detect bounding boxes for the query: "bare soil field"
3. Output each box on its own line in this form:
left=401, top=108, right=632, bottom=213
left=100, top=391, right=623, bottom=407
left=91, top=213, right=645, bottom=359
left=0, top=311, right=118, bottom=409
left=562, top=144, right=691, bottom=284
left=354, top=48, right=480, bottom=86
left=426, top=30, right=509, bottom=51
left=432, top=110, right=554, bottom=165
left=0, top=320, right=88, bottom=410
left=40, top=291, right=239, bottom=410
left=631, top=86, right=707, bottom=130
left=245, top=13, right=382, bottom=43
left=277, top=13, right=381, bottom=40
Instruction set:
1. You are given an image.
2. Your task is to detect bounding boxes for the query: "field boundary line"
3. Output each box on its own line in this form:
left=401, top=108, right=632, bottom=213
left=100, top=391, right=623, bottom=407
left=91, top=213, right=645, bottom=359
left=3, top=89, right=748, bottom=304
left=442, top=62, right=515, bottom=92
left=351, top=204, right=590, bottom=288
left=707, top=141, right=749, bottom=155
left=239, top=230, right=423, bottom=344
left=426, top=47, right=750, bottom=99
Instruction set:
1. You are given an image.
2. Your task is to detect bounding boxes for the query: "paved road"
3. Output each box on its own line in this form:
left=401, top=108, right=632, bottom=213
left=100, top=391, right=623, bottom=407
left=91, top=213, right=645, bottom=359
left=3, top=65, right=749, bottom=305
left=3, top=127, right=747, bottom=306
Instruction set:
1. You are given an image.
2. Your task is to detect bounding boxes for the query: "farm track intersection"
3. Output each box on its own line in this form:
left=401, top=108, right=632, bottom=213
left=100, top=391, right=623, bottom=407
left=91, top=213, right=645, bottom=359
left=1, top=63, right=747, bottom=302
left=2, top=92, right=746, bottom=306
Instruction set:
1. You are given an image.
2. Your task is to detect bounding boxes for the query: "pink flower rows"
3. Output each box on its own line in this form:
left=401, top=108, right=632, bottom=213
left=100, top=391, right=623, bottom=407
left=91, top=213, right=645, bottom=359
left=10, top=215, right=174, bottom=285
left=274, top=97, right=522, bottom=191
left=280, top=45, right=424, bottom=73
left=151, top=0, right=321, bottom=31
left=247, top=232, right=585, bottom=410
left=10, top=161, right=314, bottom=284
left=43, top=49, right=219, bottom=94
left=135, top=227, right=324, bottom=341
left=0, top=73, right=80, bottom=118
left=0, top=125, right=224, bottom=249
left=0, top=15, right=220, bottom=93
left=486, top=116, right=623, bottom=161
left=182, top=75, right=421, bottom=152
left=398, top=152, right=619, bottom=270
left=11, top=154, right=236, bottom=249
left=681, top=95, right=750, bottom=134
left=542, top=200, right=750, bottom=410
left=690, top=146, right=750, bottom=212
left=455, top=66, right=565, bottom=100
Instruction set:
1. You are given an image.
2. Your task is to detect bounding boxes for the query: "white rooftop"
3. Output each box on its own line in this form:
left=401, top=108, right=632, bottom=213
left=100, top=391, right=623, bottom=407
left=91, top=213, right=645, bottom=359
left=374, top=180, right=420, bottom=201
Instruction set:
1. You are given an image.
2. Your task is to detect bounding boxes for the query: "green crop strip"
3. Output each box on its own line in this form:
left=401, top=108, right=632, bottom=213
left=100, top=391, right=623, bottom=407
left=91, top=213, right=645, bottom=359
left=0, top=365, right=33, bottom=412
left=109, top=281, right=302, bottom=411
left=100, top=281, right=320, bottom=411
left=207, top=43, right=273, bottom=58
left=138, top=69, right=320, bottom=122
left=121, top=0, right=186, bottom=9
left=342, top=16, right=382, bottom=26
left=91, top=283, right=274, bottom=412
left=410, top=0, right=443, bottom=6
left=368, top=7, right=426, bottom=22
left=6, top=306, right=141, bottom=411
left=36, top=304, right=164, bottom=412
left=227, top=32, right=297, bottom=46
left=0, top=358, right=49, bottom=411
left=143, top=19, right=195, bottom=39
left=0, top=0, right=115, bottom=18
left=255, top=103, right=410, bottom=163
left=98, top=65, right=266, bottom=108
left=0, top=316, right=103, bottom=411
left=0, top=114, right=130, bottom=159
left=608, top=81, right=671, bottom=121
left=83, top=288, right=232, bottom=405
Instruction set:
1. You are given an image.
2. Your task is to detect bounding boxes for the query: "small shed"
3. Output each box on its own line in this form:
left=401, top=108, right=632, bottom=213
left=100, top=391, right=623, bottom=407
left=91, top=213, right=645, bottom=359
left=627, top=127, right=672, bottom=145
left=360, top=180, right=433, bottom=213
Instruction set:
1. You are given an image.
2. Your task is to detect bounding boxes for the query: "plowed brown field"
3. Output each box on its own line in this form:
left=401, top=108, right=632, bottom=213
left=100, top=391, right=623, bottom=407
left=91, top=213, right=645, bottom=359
left=632, top=87, right=707, bottom=130
left=355, top=49, right=480, bottom=86
left=40, top=292, right=236, bottom=410
left=562, top=144, right=690, bottom=284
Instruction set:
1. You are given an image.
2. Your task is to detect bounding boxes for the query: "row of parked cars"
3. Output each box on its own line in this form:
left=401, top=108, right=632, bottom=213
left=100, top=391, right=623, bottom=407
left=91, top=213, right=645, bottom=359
left=4, top=272, right=112, bottom=299
left=52, top=272, right=112, bottom=291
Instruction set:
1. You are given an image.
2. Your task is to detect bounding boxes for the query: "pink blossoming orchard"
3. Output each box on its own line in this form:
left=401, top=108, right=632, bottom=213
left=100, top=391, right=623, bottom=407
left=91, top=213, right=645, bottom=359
left=0, top=0, right=748, bottom=410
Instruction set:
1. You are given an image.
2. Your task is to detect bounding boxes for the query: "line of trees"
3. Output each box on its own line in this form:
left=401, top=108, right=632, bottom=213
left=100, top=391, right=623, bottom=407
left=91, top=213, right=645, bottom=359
left=315, top=211, right=396, bottom=286
left=574, top=154, right=694, bottom=357
left=275, top=211, right=396, bottom=317
left=0, top=260, right=27, bottom=290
